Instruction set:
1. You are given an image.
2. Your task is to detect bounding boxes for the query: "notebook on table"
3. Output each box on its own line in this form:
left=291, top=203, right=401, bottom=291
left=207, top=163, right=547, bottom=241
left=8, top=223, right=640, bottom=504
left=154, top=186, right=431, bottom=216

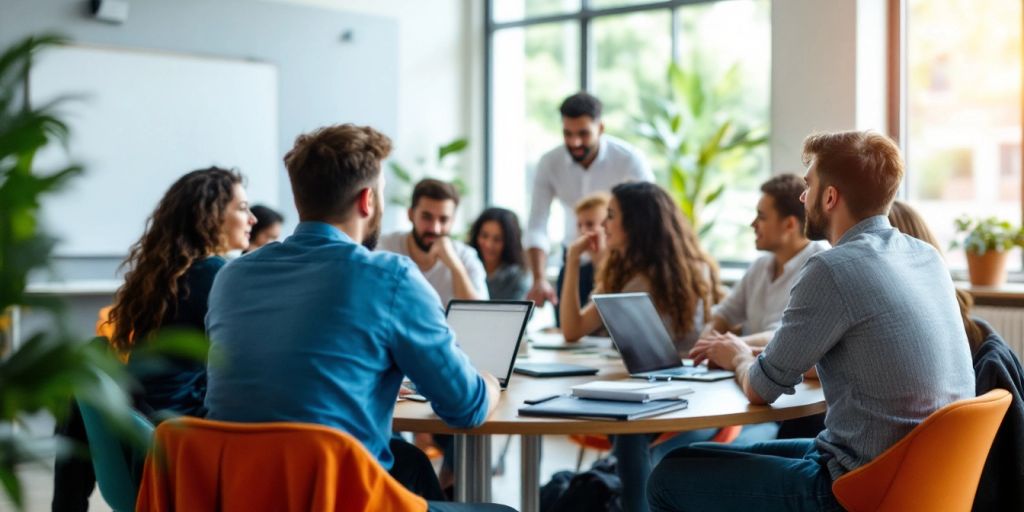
left=518, top=395, right=688, bottom=421
left=592, top=293, right=735, bottom=382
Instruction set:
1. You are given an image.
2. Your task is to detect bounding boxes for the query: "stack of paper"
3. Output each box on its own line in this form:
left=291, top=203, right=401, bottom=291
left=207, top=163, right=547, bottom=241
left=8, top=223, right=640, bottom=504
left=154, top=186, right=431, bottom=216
left=571, top=381, right=693, bottom=402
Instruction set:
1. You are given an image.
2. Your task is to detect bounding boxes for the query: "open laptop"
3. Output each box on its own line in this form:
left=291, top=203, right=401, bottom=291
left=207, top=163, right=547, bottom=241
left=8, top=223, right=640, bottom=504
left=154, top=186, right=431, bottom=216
left=446, top=300, right=534, bottom=389
left=592, top=293, right=734, bottom=382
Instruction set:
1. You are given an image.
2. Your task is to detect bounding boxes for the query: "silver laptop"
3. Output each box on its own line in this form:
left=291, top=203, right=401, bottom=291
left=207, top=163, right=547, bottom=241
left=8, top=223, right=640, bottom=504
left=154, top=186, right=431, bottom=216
left=446, top=300, right=534, bottom=389
left=592, top=293, right=734, bottom=382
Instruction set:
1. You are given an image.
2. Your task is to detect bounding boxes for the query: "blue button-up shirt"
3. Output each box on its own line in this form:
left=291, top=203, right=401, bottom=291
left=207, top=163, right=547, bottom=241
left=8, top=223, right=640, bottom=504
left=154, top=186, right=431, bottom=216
left=204, top=222, right=490, bottom=468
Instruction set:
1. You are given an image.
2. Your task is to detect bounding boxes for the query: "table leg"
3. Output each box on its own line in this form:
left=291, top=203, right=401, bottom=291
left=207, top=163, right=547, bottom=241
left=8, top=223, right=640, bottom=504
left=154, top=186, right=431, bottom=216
left=520, top=434, right=541, bottom=512
left=454, top=433, right=492, bottom=503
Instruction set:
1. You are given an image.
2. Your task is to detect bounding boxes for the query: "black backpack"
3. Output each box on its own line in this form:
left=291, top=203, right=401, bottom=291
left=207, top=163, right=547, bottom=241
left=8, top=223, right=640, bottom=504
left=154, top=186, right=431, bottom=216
left=540, top=456, right=623, bottom=512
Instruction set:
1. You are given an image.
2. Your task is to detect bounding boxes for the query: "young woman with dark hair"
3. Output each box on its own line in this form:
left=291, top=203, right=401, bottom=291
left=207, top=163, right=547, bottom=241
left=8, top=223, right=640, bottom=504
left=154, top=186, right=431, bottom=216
left=246, top=204, right=284, bottom=252
left=54, top=167, right=255, bottom=512
left=109, top=166, right=256, bottom=415
left=559, top=181, right=723, bottom=512
left=560, top=181, right=721, bottom=350
left=467, top=207, right=531, bottom=300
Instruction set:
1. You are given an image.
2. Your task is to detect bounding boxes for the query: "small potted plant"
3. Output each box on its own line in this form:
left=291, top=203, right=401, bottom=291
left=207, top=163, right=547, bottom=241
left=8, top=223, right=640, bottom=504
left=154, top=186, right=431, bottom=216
left=952, top=215, right=1024, bottom=286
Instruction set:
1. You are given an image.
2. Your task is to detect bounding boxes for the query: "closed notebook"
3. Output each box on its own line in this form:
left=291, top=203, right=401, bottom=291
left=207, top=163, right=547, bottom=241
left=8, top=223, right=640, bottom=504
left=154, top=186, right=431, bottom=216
left=571, top=381, right=694, bottom=402
left=518, top=395, right=688, bottom=421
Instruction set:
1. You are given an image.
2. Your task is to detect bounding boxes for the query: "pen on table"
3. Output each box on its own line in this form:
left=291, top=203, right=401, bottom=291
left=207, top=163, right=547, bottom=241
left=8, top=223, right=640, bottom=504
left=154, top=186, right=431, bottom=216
left=524, top=394, right=561, bottom=405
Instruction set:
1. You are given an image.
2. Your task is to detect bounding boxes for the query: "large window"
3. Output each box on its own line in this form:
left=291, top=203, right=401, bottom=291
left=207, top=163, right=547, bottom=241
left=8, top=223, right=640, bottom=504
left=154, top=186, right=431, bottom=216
left=486, top=0, right=771, bottom=262
left=903, top=0, right=1023, bottom=271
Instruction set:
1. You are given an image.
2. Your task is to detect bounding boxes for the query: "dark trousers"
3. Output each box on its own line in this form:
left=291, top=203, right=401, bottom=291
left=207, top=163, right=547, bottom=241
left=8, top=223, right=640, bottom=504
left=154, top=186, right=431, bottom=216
left=52, top=402, right=95, bottom=512
left=389, top=437, right=515, bottom=511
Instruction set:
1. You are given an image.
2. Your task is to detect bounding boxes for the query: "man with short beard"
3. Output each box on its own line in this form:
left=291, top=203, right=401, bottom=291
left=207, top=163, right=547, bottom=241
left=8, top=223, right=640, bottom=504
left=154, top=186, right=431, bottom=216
left=378, top=178, right=488, bottom=306
left=204, top=124, right=504, bottom=511
left=648, top=131, right=974, bottom=511
left=525, top=91, right=653, bottom=310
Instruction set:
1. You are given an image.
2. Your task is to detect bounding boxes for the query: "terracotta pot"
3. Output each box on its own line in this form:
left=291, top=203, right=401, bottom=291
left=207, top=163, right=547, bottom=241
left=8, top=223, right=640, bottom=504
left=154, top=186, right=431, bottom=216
left=966, top=250, right=1010, bottom=287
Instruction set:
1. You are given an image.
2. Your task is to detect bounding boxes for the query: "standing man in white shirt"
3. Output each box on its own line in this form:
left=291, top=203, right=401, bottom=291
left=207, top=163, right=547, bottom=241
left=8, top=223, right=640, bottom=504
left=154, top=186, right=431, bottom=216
left=379, top=178, right=489, bottom=306
left=699, top=174, right=827, bottom=347
left=525, top=92, right=654, bottom=307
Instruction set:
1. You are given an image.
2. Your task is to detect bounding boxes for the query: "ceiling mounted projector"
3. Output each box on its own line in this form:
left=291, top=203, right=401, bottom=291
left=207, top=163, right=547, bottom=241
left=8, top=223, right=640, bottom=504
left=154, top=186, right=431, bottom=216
left=90, top=0, right=130, bottom=24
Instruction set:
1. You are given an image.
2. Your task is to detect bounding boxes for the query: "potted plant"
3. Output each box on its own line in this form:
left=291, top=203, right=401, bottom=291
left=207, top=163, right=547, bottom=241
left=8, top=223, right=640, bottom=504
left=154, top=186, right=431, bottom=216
left=634, top=59, right=768, bottom=240
left=952, top=215, right=1024, bottom=286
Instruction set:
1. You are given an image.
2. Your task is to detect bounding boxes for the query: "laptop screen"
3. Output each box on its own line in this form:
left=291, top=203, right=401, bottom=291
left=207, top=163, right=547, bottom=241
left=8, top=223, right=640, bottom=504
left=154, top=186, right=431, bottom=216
left=592, top=293, right=683, bottom=374
left=446, top=300, right=533, bottom=387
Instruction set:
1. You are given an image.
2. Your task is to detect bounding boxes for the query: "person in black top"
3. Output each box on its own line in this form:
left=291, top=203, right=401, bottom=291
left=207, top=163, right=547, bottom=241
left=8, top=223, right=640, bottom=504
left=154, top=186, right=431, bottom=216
left=53, top=167, right=256, bottom=512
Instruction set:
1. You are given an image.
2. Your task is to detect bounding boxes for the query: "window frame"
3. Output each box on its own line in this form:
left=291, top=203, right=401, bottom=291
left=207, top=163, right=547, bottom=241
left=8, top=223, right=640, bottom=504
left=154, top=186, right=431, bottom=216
left=890, top=0, right=1024, bottom=275
left=482, top=0, right=731, bottom=206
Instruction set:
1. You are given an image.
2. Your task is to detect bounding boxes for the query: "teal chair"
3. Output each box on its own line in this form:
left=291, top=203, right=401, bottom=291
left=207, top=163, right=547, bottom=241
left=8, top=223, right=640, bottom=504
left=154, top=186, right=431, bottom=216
left=76, top=397, right=154, bottom=512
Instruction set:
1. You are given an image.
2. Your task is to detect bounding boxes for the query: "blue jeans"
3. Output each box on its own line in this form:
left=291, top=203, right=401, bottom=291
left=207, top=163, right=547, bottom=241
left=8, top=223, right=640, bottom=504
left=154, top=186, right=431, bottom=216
left=611, top=429, right=718, bottom=512
left=647, top=439, right=843, bottom=512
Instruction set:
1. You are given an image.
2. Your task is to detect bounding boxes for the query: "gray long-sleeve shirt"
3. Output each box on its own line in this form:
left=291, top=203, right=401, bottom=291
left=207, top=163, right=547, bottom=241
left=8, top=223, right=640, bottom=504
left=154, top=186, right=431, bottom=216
left=749, top=215, right=975, bottom=479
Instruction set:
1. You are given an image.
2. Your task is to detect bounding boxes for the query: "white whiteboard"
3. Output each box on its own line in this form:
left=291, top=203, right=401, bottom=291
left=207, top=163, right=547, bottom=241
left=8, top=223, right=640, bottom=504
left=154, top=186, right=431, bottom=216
left=30, top=45, right=279, bottom=256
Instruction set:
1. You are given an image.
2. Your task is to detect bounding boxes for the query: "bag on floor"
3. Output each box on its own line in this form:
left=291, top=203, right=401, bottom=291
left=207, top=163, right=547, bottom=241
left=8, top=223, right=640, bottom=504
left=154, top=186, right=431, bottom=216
left=540, top=456, right=623, bottom=512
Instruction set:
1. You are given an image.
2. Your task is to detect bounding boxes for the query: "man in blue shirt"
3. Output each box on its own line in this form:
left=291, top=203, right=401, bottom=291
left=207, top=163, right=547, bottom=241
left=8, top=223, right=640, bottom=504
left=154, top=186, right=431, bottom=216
left=204, top=124, right=501, bottom=506
left=648, top=131, right=975, bottom=511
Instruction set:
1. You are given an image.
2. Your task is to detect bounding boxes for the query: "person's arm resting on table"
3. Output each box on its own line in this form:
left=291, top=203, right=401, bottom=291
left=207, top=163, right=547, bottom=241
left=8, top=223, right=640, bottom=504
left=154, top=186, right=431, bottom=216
left=692, top=258, right=848, bottom=405
left=389, top=269, right=499, bottom=426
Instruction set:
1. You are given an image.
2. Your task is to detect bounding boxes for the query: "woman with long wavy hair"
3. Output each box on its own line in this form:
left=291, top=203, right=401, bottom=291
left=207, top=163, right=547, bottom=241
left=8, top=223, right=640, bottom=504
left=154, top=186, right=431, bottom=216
left=108, top=166, right=255, bottom=416
left=53, top=167, right=255, bottom=512
left=560, top=181, right=721, bottom=352
left=560, top=181, right=723, bottom=512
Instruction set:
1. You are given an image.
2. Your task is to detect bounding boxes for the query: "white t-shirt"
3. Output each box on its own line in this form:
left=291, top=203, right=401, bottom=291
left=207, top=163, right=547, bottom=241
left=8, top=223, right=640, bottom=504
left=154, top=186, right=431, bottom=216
left=377, top=231, right=490, bottom=307
left=526, top=134, right=653, bottom=250
left=712, top=241, right=829, bottom=334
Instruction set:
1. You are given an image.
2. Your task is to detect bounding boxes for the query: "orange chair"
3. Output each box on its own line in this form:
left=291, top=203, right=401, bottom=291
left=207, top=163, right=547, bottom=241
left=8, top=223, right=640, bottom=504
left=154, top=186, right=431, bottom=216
left=832, top=389, right=1012, bottom=512
left=136, top=417, right=427, bottom=512
left=569, top=426, right=742, bottom=470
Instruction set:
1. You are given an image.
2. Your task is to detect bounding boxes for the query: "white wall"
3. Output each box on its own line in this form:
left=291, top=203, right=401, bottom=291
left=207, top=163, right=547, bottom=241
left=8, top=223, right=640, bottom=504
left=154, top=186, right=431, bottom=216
left=771, top=0, right=891, bottom=173
left=262, top=0, right=483, bottom=232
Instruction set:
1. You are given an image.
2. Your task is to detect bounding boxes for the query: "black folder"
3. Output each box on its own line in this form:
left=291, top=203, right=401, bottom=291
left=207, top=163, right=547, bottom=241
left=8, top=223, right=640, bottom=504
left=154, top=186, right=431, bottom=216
left=518, top=396, right=688, bottom=421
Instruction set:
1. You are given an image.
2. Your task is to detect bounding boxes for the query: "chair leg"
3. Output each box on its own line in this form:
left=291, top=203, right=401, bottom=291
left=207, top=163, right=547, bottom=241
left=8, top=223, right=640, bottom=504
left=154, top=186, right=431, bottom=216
left=492, top=435, right=513, bottom=476
left=575, top=445, right=586, bottom=472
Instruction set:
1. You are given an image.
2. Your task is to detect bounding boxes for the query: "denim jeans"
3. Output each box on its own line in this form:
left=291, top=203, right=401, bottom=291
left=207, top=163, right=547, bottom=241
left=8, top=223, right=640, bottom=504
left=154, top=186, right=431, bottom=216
left=646, top=439, right=843, bottom=512
left=611, top=429, right=718, bottom=512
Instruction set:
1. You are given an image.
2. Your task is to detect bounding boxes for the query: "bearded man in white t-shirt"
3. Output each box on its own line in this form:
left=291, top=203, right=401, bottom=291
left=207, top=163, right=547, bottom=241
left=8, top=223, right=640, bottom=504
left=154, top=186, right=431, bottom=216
left=378, top=178, right=489, bottom=306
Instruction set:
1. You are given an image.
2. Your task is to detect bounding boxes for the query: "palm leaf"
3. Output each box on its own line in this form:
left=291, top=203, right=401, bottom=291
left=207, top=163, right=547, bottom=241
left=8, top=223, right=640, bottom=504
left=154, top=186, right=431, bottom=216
left=437, top=138, right=468, bottom=162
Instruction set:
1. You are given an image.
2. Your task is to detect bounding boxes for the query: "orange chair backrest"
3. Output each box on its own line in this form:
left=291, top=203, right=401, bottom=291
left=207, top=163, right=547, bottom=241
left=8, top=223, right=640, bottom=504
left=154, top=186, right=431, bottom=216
left=832, top=389, right=1012, bottom=512
left=136, top=417, right=427, bottom=512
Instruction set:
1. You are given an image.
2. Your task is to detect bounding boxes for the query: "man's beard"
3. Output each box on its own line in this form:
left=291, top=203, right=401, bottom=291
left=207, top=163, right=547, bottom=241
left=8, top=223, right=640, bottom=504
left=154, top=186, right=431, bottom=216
left=410, top=228, right=439, bottom=252
left=804, top=188, right=829, bottom=241
left=362, top=189, right=383, bottom=250
left=566, top=143, right=594, bottom=163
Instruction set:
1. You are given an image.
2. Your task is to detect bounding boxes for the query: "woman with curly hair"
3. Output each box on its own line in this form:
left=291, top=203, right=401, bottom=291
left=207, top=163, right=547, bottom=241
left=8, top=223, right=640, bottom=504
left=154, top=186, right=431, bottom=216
left=109, top=166, right=255, bottom=416
left=560, top=181, right=721, bottom=351
left=53, top=167, right=255, bottom=512
left=559, top=181, right=723, bottom=512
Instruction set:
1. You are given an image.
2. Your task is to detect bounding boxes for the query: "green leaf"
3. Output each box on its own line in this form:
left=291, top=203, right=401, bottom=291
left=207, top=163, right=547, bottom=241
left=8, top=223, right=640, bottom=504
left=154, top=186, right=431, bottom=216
left=437, top=138, right=468, bottom=162
left=704, top=183, right=726, bottom=206
left=388, top=161, right=411, bottom=183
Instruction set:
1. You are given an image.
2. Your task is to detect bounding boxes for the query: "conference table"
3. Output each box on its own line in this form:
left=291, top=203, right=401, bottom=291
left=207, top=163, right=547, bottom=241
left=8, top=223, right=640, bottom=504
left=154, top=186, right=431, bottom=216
left=393, top=339, right=826, bottom=512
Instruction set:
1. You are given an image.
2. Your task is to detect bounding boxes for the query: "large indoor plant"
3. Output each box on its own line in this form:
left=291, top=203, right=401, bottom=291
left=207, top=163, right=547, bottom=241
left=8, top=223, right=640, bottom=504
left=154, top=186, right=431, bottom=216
left=952, top=215, right=1024, bottom=286
left=0, top=34, right=139, bottom=509
left=634, top=59, right=768, bottom=239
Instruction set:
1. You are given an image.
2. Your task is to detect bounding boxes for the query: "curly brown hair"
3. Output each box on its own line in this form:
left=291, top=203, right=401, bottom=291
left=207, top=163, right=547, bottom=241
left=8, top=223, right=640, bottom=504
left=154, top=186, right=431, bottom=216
left=598, top=182, right=722, bottom=337
left=108, top=167, right=243, bottom=352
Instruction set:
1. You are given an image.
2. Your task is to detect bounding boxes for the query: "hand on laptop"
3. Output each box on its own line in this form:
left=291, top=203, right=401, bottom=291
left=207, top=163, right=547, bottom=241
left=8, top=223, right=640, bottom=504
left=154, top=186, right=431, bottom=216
left=689, top=332, right=754, bottom=371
